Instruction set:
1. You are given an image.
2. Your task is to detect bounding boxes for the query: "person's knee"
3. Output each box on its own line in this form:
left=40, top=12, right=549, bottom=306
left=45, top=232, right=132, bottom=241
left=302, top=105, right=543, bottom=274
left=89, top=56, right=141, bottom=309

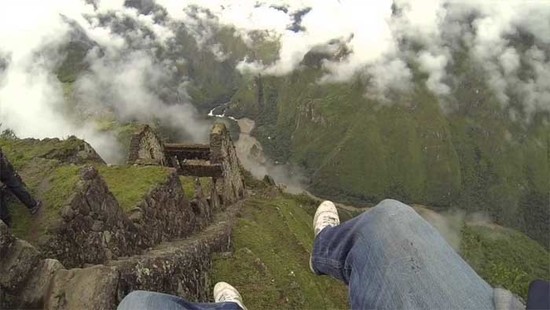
left=118, top=291, right=155, bottom=309
left=364, top=199, right=418, bottom=225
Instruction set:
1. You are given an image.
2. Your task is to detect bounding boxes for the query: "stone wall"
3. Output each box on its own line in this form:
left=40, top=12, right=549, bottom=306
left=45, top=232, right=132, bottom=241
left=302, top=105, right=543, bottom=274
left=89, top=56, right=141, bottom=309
left=41, top=167, right=138, bottom=269
left=0, top=124, right=247, bottom=309
left=127, top=171, right=214, bottom=248
left=180, top=160, right=223, bottom=177
left=0, top=202, right=240, bottom=310
left=127, top=125, right=166, bottom=165
left=39, top=166, right=216, bottom=269
left=210, top=123, right=246, bottom=207
left=164, top=143, right=211, bottom=160
left=0, top=221, right=64, bottom=309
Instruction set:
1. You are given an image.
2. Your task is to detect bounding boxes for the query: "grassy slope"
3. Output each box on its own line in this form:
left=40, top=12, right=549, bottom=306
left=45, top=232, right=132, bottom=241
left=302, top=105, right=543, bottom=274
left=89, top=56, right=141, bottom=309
left=461, top=224, right=550, bottom=299
left=0, top=137, right=172, bottom=241
left=213, top=191, right=549, bottom=306
left=228, top=59, right=549, bottom=248
left=179, top=176, right=213, bottom=199
left=98, top=165, right=171, bottom=212
left=212, top=194, right=349, bottom=309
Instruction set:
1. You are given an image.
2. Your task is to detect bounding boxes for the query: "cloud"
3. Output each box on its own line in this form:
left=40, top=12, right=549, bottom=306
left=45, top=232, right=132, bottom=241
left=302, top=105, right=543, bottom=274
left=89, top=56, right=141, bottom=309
left=0, top=0, right=211, bottom=163
left=0, top=0, right=548, bottom=167
left=161, top=0, right=549, bottom=117
left=75, top=48, right=210, bottom=142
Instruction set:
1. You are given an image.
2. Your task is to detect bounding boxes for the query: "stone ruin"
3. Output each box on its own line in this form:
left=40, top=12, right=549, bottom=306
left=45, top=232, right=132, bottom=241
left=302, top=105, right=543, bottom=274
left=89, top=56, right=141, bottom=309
left=128, top=123, right=246, bottom=207
left=0, top=123, right=247, bottom=309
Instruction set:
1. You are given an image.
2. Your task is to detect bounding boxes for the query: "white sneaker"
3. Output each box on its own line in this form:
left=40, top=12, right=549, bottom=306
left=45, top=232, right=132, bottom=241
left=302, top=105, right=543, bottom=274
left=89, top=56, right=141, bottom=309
left=310, top=201, right=340, bottom=273
left=213, top=282, right=247, bottom=310
left=313, top=200, right=340, bottom=236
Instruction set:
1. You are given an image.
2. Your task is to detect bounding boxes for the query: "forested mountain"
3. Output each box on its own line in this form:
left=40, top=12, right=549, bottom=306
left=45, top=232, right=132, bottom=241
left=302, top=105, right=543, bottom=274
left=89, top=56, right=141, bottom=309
left=1, top=0, right=548, bottom=249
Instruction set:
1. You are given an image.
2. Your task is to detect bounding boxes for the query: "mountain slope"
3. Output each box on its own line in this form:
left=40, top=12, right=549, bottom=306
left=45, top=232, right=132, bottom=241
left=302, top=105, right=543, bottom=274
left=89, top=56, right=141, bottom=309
left=225, top=57, right=549, bottom=248
left=211, top=189, right=549, bottom=306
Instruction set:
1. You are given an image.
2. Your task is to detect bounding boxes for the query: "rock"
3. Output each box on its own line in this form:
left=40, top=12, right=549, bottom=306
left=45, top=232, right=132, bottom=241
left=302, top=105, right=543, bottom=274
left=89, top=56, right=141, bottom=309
left=45, top=265, right=119, bottom=310
left=91, top=220, right=104, bottom=232
left=17, top=259, right=64, bottom=308
left=263, top=175, right=276, bottom=186
left=0, top=239, right=41, bottom=294
left=0, top=221, right=15, bottom=254
left=80, top=166, right=98, bottom=180
left=60, top=205, right=75, bottom=221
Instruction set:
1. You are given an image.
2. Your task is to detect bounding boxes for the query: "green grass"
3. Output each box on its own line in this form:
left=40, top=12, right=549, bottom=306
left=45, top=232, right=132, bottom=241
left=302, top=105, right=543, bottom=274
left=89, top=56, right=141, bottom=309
left=0, top=136, right=91, bottom=169
left=213, top=191, right=549, bottom=307
left=180, top=176, right=196, bottom=199
left=179, top=176, right=214, bottom=199
left=228, top=54, right=549, bottom=248
left=9, top=164, right=81, bottom=241
left=212, top=194, right=348, bottom=309
left=98, top=166, right=171, bottom=212
left=461, top=224, right=550, bottom=299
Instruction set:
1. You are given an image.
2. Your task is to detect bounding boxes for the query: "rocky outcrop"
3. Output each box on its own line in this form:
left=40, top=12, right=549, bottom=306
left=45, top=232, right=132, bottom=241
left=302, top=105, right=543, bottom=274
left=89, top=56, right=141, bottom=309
left=210, top=123, right=246, bottom=207
left=0, top=221, right=63, bottom=309
left=41, top=136, right=106, bottom=165
left=18, top=259, right=64, bottom=308
left=46, top=265, right=120, bottom=310
left=41, top=167, right=138, bottom=268
left=0, top=238, right=41, bottom=295
left=127, top=125, right=166, bottom=165
left=128, top=172, right=214, bottom=248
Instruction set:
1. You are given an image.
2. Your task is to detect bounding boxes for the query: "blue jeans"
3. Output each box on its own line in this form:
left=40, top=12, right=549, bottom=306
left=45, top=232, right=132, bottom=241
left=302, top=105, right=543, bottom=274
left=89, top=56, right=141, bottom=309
left=311, top=199, right=494, bottom=309
left=119, top=199, right=494, bottom=310
left=117, top=291, right=242, bottom=310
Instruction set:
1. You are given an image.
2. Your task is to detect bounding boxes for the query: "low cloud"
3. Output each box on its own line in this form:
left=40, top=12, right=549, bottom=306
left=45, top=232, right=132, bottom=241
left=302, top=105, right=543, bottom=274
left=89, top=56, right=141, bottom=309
left=164, top=0, right=550, bottom=118
left=0, top=0, right=210, bottom=163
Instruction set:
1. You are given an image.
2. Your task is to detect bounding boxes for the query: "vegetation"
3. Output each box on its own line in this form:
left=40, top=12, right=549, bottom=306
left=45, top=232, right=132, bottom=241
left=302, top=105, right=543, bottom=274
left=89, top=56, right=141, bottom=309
left=212, top=191, right=549, bottom=306
left=227, top=55, right=549, bottom=249
left=98, top=165, right=170, bottom=212
left=179, top=176, right=213, bottom=199
left=0, top=136, right=92, bottom=169
left=212, top=195, right=348, bottom=309
left=9, top=163, right=81, bottom=241
left=461, top=224, right=550, bottom=299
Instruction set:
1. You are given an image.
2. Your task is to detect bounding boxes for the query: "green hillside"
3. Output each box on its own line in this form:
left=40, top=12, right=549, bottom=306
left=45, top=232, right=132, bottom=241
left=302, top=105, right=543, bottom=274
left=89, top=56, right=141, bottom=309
left=0, top=136, right=170, bottom=242
left=212, top=189, right=549, bottom=306
left=51, top=20, right=549, bottom=251
left=225, top=55, right=549, bottom=249
left=0, top=132, right=546, bottom=307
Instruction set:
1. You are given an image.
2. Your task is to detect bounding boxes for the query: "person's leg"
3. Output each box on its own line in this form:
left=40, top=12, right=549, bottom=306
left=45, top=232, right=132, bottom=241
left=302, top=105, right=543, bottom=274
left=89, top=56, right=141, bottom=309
left=0, top=156, right=37, bottom=209
left=311, top=199, right=494, bottom=310
left=0, top=188, right=11, bottom=227
left=117, top=291, right=242, bottom=310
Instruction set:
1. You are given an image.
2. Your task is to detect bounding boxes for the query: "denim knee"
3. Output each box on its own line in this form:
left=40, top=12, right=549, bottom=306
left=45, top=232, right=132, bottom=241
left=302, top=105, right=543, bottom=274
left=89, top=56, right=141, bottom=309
left=118, top=291, right=154, bottom=309
left=357, top=199, right=418, bottom=227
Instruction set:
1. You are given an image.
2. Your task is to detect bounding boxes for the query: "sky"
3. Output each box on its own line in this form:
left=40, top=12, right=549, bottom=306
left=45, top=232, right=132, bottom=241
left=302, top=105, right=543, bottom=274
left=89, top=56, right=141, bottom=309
left=0, top=0, right=548, bottom=161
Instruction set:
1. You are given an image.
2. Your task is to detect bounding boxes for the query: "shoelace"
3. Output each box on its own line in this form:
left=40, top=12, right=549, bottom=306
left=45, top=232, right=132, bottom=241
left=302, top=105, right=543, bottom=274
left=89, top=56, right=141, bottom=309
left=218, top=292, right=237, bottom=303
left=322, top=216, right=338, bottom=227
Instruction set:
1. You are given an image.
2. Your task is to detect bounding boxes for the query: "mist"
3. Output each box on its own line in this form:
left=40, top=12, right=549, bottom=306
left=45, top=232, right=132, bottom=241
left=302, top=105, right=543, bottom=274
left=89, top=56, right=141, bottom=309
left=0, top=0, right=210, bottom=163
left=0, top=0, right=548, bottom=163
left=171, top=0, right=550, bottom=118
